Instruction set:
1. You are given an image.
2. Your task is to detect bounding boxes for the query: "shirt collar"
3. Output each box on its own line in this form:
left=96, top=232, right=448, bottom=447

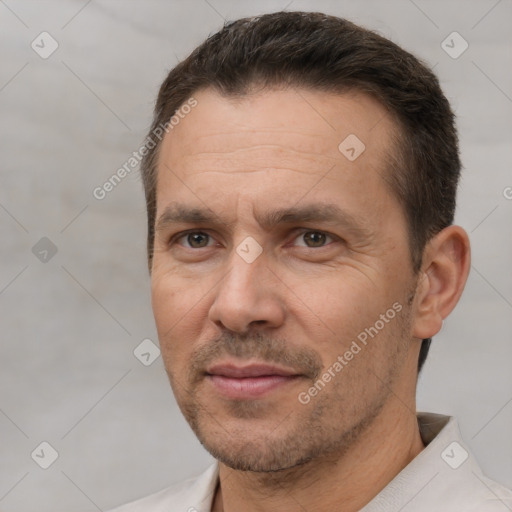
left=194, top=413, right=495, bottom=512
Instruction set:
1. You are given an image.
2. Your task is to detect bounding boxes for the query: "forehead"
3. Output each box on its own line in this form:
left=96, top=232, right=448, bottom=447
left=155, top=87, right=401, bottom=227
left=159, top=87, right=396, bottom=174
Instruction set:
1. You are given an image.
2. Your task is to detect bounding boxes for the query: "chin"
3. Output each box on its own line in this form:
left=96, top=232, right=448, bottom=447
left=202, top=436, right=315, bottom=472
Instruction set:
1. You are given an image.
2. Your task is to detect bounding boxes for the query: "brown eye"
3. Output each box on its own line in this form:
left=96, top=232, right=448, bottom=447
left=296, top=231, right=332, bottom=248
left=178, top=232, right=212, bottom=248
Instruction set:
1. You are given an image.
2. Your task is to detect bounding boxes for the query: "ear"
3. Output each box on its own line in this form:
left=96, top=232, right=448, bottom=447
left=412, top=225, right=471, bottom=339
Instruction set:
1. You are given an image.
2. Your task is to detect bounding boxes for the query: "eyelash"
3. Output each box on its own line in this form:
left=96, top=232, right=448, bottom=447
left=169, top=229, right=337, bottom=250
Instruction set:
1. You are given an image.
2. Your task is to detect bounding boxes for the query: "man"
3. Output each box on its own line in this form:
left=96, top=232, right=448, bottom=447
left=108, top=11, right=512, bottom=512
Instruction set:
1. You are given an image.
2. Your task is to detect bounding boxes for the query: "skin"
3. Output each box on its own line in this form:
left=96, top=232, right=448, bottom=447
left=150, top=87, right=471, bottom=512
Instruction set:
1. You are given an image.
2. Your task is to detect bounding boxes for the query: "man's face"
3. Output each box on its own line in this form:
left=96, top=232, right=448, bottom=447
left=151, top=87, right=421, bottom=472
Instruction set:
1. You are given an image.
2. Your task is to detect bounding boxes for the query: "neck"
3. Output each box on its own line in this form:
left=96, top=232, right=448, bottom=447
left=211, top=396, right=424, bottom=512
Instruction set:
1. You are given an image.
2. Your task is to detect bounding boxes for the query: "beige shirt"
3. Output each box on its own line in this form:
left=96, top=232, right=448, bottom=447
left=107, top=413, right=512, bottom=511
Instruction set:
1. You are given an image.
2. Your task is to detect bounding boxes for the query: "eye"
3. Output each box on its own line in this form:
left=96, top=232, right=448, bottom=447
left=170, top=229, right=336, bottom=251
left=293, top=230, right=334, bottom=248
left=174, top=231, right=214, bottom=249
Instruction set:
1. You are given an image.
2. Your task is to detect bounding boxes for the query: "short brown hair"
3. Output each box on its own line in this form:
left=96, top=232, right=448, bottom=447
left=140, top=11, right=461, bottom=372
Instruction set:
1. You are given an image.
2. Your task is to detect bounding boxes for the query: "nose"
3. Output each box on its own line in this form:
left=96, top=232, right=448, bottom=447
left=208, top=250, right=285, bottom=333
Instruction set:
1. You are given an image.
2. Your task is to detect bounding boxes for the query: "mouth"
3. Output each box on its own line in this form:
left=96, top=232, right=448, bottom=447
left=205, top=361, right=302, bottom=399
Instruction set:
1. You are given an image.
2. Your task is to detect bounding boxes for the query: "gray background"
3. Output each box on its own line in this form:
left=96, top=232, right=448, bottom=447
left=1, top=0, right=511, bottom=510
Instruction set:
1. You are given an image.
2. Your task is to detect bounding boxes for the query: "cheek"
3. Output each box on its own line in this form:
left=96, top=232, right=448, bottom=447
left=151, top=273, right=175, bottom=330
left=151, top=273, right=186, bottom=346
left=288, top=270, right=405, bottom=367
left=151, top=271, right=207, bottom=362
left=289, top=271, right=382, bottom=332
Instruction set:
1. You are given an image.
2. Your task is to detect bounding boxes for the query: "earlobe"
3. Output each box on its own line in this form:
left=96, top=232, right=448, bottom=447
left=412, top=225, right=471, bottom=340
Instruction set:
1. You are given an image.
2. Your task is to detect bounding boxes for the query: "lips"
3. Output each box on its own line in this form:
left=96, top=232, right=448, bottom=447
left=207, top=363, right=297, bottom=378
left=205, top=362, right=300, bottom=399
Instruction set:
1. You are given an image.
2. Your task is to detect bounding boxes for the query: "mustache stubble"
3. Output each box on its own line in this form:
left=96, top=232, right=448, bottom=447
left=187, top=331, right=324, bottom=386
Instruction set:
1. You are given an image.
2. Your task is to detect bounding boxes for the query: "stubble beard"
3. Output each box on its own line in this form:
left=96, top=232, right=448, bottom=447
left=167, top=294, right=414, bottom=475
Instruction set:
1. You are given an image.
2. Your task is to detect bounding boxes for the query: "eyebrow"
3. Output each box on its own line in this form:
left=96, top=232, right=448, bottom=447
left=155, top=202, right=372, bottom=238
